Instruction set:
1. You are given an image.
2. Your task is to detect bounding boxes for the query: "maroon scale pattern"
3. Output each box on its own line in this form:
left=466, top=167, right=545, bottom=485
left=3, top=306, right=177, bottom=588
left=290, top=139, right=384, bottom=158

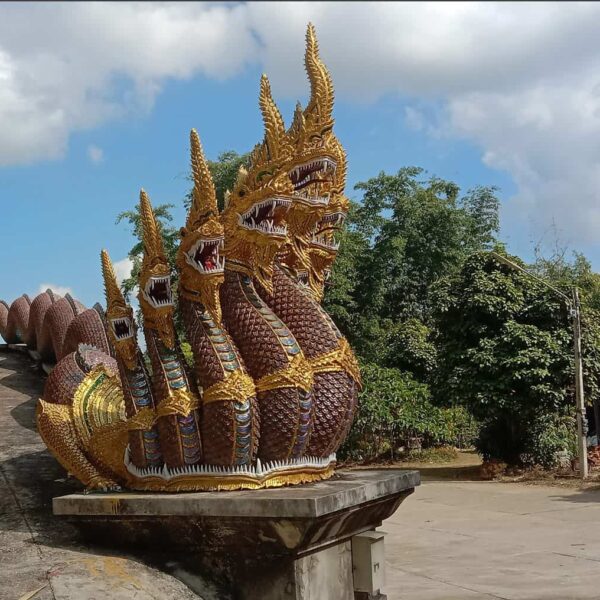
left=3, top=295, right=31, bottom=344
left=62, top=308, right=112, bottom=357
left=0, top=301, right=8, bottom=341
left=38, top=296, right=86, bottom=363
left=258, top=265, right=357, bottom=456
left=180, top=297, right=259, bottom=466
left=26, top=291, right=58, bottom=350
left=221, top=270, right=309, bottom=461
left=43, top=347, right=117, bottom=406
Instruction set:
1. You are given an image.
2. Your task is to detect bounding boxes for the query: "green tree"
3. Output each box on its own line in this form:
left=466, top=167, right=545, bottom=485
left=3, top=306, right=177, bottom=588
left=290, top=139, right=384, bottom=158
left=339, top=363, right=478, bottom=461
left=431, top=250, right=600, bottom=465
left=324, top=168, right=500, bottom=377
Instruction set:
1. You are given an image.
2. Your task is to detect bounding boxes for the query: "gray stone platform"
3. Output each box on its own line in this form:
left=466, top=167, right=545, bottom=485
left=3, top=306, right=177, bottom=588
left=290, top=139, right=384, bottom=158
left=54, top=469, right=419, bottom=518
left=54, top=470, right=419, bottom=599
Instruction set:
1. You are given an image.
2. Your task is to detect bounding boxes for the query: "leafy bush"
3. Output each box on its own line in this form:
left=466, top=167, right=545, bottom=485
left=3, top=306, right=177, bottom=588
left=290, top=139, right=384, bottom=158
left=477, top=412, right=577, bottom=469
left=434, top=251, right=579, bottom=465
left=339, top=363, right=479, bottom=461
left=522, top=414, right=577, bottom=469
left=180, top=340, right=194, bottom=369
left=439, top=406, right=480, bottom=449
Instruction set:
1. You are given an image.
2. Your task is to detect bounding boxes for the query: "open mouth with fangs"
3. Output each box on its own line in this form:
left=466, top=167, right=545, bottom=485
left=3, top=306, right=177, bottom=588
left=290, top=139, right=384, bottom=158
left=143, top=275, right=173, bottom=308
left=186, top=238, right=225, bottom=274
left=110, top=316, right=134, bottom=340
left=289, top=158, right=337, bottom=206
left=311, top=212, right=345, bottom=250
left=238, top=197, right=291, bottom=237
left=297, top=270, right=309, bottom=287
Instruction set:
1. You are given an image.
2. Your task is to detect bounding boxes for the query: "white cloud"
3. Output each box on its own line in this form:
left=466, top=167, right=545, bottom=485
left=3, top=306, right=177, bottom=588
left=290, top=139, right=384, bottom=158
left=87, top=144, right=104, bottom=164
left=0, top=3, right=257, bottom=166
left=112, top=257, right=133, bottom=285
left=2, top=3, right=600, bottom=245
left=37, top=283, right=73, bottom=297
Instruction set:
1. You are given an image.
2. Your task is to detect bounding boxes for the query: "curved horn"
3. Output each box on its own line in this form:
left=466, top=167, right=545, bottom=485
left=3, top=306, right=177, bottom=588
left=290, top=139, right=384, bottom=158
left=331, top=137, right=347, bottom=193
left=139, top=189, right=164, bottom=257
left=101, top=249, right=126, bottom=308
left=259, top=74, right=287, bottom=160
left=304, top=23, right=334, bottom=127
left=188, top=129, right=218, bottom=226
left=288, top=101, right=306, bottom=139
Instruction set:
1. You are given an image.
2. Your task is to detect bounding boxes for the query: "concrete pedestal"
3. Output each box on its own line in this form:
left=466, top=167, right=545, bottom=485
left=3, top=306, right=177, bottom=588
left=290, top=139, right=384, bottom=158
left=53, top=469, right=419, bottom=600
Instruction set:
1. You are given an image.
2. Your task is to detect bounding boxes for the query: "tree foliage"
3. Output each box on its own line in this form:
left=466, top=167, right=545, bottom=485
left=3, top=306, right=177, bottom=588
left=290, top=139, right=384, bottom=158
left=433, top=251, right=600, bottom=464
left=324, top=167, right=500, bottom=372
left=339, top=363, right=478, bottom=461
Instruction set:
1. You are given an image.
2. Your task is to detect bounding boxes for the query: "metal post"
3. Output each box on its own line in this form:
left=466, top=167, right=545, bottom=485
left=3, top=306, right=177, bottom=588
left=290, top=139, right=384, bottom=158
left=572, top=288, right=588, bottom=479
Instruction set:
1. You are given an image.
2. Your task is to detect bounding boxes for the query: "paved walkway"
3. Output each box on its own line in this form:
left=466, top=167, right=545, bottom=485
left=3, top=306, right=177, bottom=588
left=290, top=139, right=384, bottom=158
left=385, top=475, right=600, bottom=599
left=0, top=349, right=201, bottom=600
left=2, top=348, right=600, bottom=599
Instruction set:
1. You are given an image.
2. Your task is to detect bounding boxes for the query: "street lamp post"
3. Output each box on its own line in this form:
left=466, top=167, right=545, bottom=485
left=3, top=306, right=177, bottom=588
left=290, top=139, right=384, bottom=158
left=571, top=288, right=589, bottom=479
left=490, top=251, right=588, bottom=479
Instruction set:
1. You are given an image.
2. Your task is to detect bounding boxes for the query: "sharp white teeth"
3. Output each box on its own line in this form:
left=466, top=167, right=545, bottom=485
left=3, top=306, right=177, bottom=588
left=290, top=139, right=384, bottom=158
left=124, top=451, right=336, bottom=482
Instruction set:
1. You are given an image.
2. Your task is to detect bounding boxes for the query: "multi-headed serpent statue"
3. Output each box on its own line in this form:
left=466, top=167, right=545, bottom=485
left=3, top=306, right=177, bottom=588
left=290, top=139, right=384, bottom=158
left=0, top=24, right=361, bottom=492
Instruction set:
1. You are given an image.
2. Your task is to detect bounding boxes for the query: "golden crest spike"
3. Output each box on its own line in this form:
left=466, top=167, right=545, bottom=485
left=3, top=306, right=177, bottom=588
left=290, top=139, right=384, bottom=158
left=259, top=74, right=287, bottom=160
left=290, top=101, right=305, bottom=136
left=235, top=165, right=248, bottom=188
left=332, top=138, right=348, bottom=193
left=100, top=249, right=125, bottom=307
left=188, top=129, right=218, bottom=226
left=139, top=189, right=164, bottom=258
left=304, top=23, right=334, bottom=127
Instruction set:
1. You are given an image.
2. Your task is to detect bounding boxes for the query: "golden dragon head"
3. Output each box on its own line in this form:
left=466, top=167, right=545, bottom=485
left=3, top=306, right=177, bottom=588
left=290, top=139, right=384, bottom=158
left=177, top=129, right=225, bottom=323
left=280, top=23, right=345, bottom=278
left=101, top=249, right=138, bottom=370
left=222, top=74, right=295, bottom=293
left=138, top=189, right=176, bottom=349
left=304, top=139, right=350, bottom=301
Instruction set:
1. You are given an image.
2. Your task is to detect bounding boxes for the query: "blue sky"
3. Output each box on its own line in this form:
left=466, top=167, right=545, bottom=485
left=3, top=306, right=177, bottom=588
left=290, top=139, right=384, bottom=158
left=1, top=2, right=599, bottom=307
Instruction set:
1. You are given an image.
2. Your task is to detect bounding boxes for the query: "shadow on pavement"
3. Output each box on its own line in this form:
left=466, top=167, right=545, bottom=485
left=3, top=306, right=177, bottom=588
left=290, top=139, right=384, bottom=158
left=10, top=394, right=39, bottom=432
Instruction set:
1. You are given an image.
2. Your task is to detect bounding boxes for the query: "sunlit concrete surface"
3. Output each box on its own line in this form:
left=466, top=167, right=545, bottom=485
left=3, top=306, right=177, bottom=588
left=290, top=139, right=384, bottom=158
left=385, top=478, right=600, bottom=599
left=0, top=350, right=204, bottom=600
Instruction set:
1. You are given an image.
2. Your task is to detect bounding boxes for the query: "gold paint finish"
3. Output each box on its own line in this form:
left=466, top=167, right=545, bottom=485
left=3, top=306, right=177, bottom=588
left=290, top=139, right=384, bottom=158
left=202, top=369, right=256, bottom=404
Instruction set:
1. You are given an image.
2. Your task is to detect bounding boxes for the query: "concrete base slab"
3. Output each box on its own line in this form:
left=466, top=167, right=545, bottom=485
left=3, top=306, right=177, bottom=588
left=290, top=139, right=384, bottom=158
left=53, top=470, right=419, bottom=599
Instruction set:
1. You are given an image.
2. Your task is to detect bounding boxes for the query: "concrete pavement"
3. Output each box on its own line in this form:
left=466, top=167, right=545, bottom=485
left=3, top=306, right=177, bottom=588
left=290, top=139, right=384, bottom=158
left=0, top=349, right=204, bottom=600
left=384, top=479, right=600, bottom=599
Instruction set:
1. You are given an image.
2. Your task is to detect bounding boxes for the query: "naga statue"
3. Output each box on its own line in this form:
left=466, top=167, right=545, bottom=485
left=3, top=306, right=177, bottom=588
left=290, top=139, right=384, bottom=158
left=0, top=24, right=360, bottom=492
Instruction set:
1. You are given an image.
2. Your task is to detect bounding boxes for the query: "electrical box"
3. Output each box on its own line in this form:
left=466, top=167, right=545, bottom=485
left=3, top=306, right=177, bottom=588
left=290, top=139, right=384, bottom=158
left=352, top=529, right=386, bottom=596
